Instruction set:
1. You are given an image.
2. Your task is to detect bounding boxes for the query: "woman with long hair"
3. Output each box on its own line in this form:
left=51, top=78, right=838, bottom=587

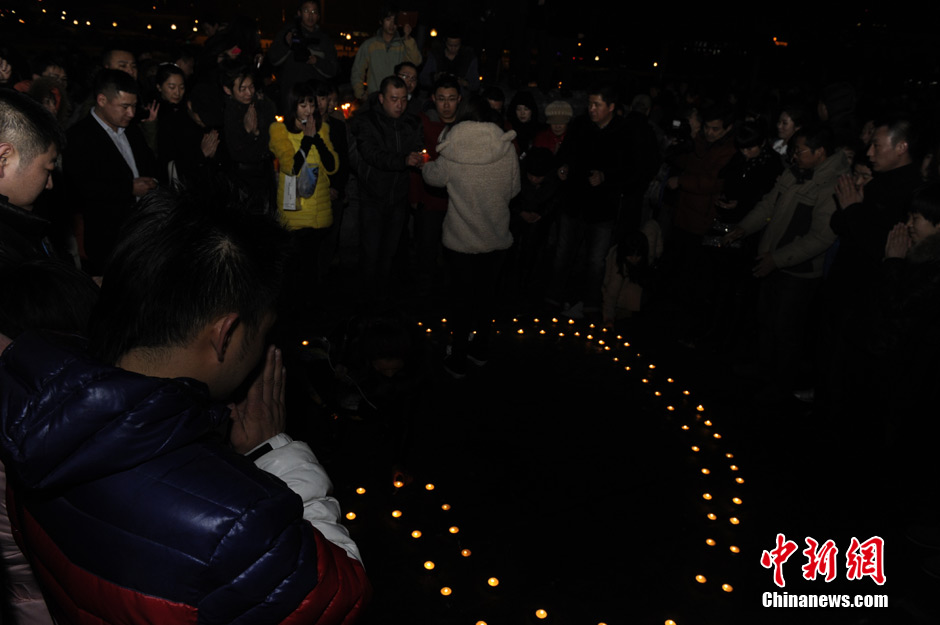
left=150, top=63, right=219, bottom=188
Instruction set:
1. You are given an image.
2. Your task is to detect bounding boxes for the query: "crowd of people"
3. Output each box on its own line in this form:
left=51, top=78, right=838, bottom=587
left=3, top=1, right=940, bottom=622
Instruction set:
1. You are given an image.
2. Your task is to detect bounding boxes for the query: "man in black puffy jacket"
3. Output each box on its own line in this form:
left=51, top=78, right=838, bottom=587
left=0, top=191, right=369, bottom=624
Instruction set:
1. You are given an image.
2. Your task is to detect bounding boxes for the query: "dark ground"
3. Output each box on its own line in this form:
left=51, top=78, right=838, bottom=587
left=269, top=201, right=938, bottom=625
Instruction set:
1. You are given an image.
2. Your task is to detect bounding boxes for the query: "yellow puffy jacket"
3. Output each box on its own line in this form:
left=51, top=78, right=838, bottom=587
left=269, top=120, right=339, bottom=230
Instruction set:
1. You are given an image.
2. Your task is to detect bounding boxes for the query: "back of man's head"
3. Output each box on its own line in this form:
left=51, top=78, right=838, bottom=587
left=94, top=68, right=139, bottom=100
left=0, top=89, right=65, bottom=169
left=88, top=190, right=290, bottom=365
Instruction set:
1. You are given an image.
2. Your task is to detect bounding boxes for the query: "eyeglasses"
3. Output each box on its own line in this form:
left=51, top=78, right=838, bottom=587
left=398, top=73, right=417, bottom=83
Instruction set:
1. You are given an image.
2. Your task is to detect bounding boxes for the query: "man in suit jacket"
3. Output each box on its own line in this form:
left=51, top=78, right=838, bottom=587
left=65, top=69, right=157, bottom=274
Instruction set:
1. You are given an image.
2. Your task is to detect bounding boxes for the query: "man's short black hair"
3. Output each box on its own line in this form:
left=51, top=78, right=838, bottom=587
left=93, top=69, right=139, bottom=99
left=588, top=83, right=618, bottom=108
left=482, top=86, right=504, bottom=104
left=0, top=88, right=66, bottom=165
left=380, top=75, right=406, bottom=95
left=875, top=115, right=912, bottom=144
left=33, top=54, right=67, bottom=77
left=734, top=120, right=766, bottom=150
left=432, top=75, right=461, bottom=95
left=876, top=115, right=922, bottom=161
left=793, top=123, right=835, bottom=157
left=315, top=81, right=337, bottom=98
left=101, top=48, right=134, bottom=68
left=779, top=103, right=808, bottom=128
left=219, top=59, right=255, bottom=92
left=393, top=61, right=417, bottom=75
left=701, top=103, right=734, bottom=128
left=89, top=190, right=289, bottom=364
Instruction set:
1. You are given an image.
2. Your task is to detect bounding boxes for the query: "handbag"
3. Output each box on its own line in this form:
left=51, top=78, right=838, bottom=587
left=296, top=156, right=319, bottom=198
left=282, top=153, right=318, bottom=212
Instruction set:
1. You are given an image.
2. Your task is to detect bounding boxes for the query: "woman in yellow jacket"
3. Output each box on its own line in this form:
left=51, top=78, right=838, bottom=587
left=269, top=81, right=339, bottom=229
left=269, top=81, right=338, bottom=308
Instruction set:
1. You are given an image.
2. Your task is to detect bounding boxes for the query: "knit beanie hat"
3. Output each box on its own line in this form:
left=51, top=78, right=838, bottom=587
left=545, top=100, right=573, bottom=125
